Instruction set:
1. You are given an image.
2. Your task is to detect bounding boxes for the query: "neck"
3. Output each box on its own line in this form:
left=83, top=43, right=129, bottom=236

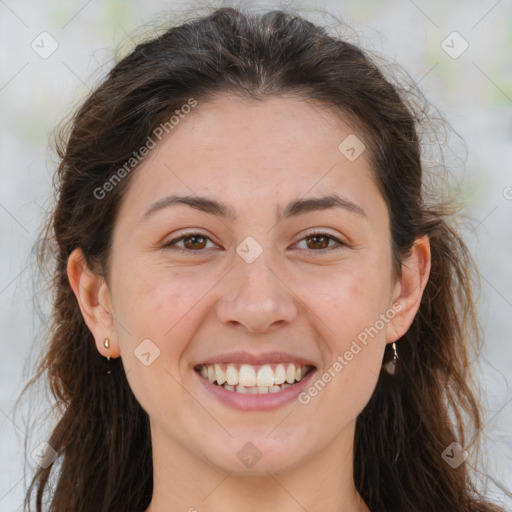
left=145, top=420, right=370, bottom=512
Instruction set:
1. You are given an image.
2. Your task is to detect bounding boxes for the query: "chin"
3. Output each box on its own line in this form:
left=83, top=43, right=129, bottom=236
left=199, top=433, right=313, bottom=476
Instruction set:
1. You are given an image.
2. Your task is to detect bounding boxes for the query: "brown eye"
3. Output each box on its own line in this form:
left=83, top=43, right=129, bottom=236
left=295, top=232, right=345, bottom=253
left=305, top=234, right=331, bottom=250
left=163, top=233, right=216, bottom=252
left=182, top=235, right=208, bottom=250
left=163, top=231, right=345, bottom=254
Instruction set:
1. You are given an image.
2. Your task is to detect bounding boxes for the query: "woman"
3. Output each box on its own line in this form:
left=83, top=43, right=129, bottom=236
left=19, top=5, right=507, bottom=512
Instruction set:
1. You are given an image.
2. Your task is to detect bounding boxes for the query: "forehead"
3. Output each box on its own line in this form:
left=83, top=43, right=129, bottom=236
left=117, top=94, right=381, bottom=223
left=175, top=94, right=362, bottom=160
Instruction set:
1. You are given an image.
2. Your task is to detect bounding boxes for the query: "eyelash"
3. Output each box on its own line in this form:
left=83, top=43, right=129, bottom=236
left=162, top=230, right=346, bottom=255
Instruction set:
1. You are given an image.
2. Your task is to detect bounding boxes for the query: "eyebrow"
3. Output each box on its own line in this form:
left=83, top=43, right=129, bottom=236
left=139, top=192, right=367, bottom=223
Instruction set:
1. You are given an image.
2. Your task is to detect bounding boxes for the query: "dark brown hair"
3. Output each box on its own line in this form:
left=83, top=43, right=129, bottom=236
left=17, top=5, right=506, bottom=512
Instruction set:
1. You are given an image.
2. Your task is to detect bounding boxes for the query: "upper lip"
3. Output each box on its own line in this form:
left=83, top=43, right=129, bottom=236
left=196, top=351, right=317, bottom=367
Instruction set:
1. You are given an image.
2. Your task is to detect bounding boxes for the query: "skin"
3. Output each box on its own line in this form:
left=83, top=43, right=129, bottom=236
left=68, top=94, right=430, bottom=512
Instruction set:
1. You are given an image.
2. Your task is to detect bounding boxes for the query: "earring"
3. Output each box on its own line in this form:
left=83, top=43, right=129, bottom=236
left=103, top=338, right=111, bottom=361
left=384, top=342, right=398, bottom=375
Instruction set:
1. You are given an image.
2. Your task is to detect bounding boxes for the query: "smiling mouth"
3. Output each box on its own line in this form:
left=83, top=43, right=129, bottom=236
left=194, top=362, right=314, bottom=394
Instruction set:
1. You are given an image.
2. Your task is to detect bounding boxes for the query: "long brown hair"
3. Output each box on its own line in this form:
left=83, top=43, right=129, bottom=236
left=17, top=5, right=506, bottom=511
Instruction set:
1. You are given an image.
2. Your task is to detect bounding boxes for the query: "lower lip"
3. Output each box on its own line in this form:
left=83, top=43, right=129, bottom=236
left=195, top=369, right=317, bottom=411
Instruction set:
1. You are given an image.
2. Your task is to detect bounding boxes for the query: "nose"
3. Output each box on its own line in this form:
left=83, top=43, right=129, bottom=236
left=215, top=254, right=298, bottom=334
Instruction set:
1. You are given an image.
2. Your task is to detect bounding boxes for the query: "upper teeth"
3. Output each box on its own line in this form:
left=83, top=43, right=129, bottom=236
left=198, top=363, right=309, bottom=387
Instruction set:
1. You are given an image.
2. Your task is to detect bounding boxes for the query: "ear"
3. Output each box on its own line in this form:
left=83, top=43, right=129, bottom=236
left=385, top=235, right=431, bottom=344
left=67, top=247, right=120, bottom=359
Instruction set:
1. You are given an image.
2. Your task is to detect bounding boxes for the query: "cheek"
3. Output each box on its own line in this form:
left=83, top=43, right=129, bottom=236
left=110, top=259, right=213, bottom=358
left=306, top=262, right=392, bottom=418
left=110, top=263, right=213, bottom=416
left=296, top=260, right=391, bottom=412
left=296, top=275, right=388, bottom=430
left=298, top=262, right=393, bottom=347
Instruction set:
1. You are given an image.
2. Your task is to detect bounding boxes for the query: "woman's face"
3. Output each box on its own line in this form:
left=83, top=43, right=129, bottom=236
left=97, top=94, right=413, bottom=474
